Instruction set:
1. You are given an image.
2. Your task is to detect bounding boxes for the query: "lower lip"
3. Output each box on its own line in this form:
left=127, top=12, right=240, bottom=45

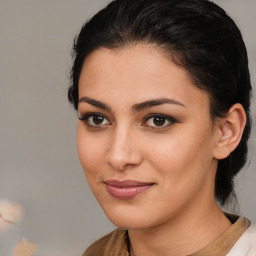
left=105, top=184, right=153, bottom=199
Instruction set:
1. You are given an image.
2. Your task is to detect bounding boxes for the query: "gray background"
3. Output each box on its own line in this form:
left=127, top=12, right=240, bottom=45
left=0, top=0, right=255, bottom=255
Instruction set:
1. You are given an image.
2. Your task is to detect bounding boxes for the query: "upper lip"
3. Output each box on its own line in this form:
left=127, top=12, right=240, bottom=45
left=104, top=179, right=154, bottom=187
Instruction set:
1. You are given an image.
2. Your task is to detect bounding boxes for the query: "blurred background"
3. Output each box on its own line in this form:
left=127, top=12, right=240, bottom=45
left=0, top=0, right=255, bottom=255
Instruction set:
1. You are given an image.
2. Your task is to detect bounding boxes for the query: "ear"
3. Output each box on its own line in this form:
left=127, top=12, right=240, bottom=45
left=213, top=103, right=246, bottom=160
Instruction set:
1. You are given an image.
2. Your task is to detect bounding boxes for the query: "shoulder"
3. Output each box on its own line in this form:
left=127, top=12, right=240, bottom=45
left=227, top=224, right=256, bottom=256
left=82, top=228, right=128, bottom=256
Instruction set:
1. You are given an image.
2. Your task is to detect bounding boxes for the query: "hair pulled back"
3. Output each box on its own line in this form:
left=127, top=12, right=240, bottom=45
left=68, top=0, right=252, bottom=205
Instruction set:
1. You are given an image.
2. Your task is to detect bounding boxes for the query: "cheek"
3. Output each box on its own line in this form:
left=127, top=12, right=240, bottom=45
left=77, top=125, right=104, bottom=178
left=144, top=133, right=215, bottom=211
left=146, top=127, right=214, bottom=182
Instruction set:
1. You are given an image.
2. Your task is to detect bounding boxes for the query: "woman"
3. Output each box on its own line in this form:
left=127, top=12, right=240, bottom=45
left=68, top=0, right=255, bottom=255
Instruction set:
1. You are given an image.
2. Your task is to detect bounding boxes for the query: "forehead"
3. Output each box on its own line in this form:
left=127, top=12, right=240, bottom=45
left=78, top=44, right=210, bottom=111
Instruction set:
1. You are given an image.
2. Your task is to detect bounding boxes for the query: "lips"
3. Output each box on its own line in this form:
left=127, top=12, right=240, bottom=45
left=104, top=180, right=154, bottom=199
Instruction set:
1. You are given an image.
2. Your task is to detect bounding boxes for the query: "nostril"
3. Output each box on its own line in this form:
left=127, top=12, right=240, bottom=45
left=106, top=130, right=143, bottom=170
left=107, top=155, right=128, bottom=171
left=107, top=150, right=143, bottom=171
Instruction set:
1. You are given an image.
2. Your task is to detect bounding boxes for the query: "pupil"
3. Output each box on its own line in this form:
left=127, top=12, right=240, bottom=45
left=153, top=117, right=165, bottom=126
left=93, top=115, right=104, bottom=125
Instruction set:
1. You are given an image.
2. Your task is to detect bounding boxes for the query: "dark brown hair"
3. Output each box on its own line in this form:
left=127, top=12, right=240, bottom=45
left=68, top=0, right=252, bottom=205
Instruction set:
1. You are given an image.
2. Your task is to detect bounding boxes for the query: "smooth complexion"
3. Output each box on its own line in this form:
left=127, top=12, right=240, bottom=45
left=77, top=44, right=245, bottom=256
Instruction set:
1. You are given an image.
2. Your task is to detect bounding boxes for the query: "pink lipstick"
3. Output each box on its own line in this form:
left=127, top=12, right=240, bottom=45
left=105, top=180, right=154, bottom=199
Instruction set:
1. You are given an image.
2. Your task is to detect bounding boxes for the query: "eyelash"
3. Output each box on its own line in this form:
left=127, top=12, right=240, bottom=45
left=78, top=113, right=177, bottom=129
left=78, top=113, right=110, bottom=127
left=142, top=113, right=177, bottom=128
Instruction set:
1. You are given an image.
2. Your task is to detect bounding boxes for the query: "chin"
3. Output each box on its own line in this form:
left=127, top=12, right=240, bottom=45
left=101, top=205, right=160, bottom=230
left=109, top=216, right=151, bottom=230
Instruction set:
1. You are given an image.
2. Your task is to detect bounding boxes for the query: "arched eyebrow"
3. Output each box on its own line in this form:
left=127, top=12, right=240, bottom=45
left=132, top=98, right=186, bottom=112
left=78, top=97, right=111, bottom=111
left=78, top=97, right=186, bottom=112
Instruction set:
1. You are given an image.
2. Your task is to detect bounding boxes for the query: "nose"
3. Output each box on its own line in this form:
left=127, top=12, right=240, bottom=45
left=106, top=127, right=143, bottom=171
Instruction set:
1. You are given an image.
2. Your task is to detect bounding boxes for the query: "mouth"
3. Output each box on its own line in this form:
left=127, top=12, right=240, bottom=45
left=104, top=180, right=155, bottom=199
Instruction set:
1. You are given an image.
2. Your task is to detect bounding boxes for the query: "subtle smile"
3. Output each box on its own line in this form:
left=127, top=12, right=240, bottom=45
left=104, top=180, right=155, bottom=199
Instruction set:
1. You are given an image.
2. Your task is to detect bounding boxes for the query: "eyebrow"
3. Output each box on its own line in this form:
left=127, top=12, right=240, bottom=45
left=78, top=97, right=111, bottom=111
left=132, top=98, right=186, bottom=112
left=78, top=97, right=186, bottom=112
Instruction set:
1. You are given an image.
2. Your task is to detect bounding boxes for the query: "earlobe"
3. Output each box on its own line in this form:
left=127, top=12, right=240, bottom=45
left=213, top=103, right=246, bottom=160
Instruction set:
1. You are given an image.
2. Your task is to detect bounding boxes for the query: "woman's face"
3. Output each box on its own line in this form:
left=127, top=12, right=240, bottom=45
left=77, top=44, right=220, bottom=229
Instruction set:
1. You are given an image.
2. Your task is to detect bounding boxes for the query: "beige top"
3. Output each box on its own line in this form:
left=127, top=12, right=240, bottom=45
left=83, top=215, right=250, bottom=256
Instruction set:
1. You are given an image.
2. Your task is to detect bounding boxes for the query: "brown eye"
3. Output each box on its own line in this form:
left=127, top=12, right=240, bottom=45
left=152, top=116, right=166, bottom=126
left=93, top=115, right=105, bottom=125
left=78, top=113, right=111, bottom=127
left=143, top=114, right=176, bottom=128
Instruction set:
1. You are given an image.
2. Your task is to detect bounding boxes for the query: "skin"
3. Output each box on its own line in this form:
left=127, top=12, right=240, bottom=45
left=77, top=44, right=243, bottom=255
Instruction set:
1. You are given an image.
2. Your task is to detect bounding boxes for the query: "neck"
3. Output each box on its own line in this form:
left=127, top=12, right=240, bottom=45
left=128, top=201, right=231, bottom=256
